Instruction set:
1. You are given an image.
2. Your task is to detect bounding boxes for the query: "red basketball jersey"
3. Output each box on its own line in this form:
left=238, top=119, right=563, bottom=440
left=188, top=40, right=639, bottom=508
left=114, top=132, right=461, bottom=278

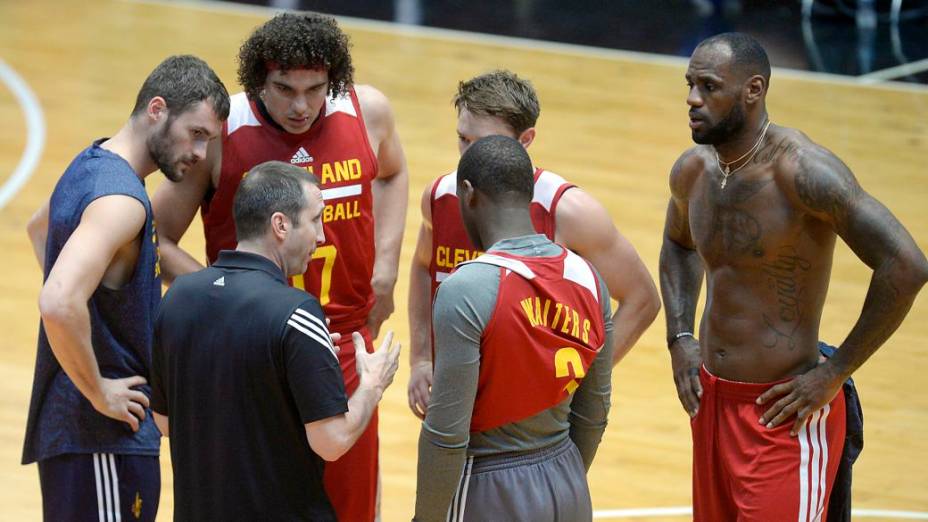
left=460, top=249, right=605, bottom=433
left=201, top=90, right=378, bottom=331
left=428, top=169, right=574, bottom=299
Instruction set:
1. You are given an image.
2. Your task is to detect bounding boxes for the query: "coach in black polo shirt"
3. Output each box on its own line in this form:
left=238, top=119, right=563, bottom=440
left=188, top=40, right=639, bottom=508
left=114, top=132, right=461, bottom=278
left=150, top=161, right=400, bottom=521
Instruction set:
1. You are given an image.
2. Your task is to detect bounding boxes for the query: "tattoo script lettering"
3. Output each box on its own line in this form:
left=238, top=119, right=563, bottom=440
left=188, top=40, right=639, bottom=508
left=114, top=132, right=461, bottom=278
left=761, top=245, right=811, bottom=350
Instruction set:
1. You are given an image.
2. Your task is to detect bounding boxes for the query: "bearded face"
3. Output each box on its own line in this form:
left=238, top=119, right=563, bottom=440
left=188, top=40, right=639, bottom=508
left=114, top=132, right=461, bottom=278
left=147, top=117, right=188, bottom=182
left=691, top=96, right=746, bottom=145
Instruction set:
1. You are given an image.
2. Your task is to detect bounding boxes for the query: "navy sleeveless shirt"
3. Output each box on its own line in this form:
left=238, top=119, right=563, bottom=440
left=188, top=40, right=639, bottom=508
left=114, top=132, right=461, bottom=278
left=22, top=140, right=162, bottom=464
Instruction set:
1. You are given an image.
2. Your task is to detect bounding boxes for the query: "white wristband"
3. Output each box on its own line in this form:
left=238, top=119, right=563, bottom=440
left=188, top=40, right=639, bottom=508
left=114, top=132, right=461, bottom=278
left=668, top=331, right=695, bottom=349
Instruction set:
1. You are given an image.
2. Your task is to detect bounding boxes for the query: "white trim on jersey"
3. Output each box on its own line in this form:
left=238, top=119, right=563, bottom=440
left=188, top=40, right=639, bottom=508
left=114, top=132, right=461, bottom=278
left=563, top=250, right=599, bottom=302
left=532, top=169, right=569, bottom=211
left=321, top=183, right=363, bottom=201
left=433, top=171, right=457, bottom=199
left=433, top=169, right=569, bottom=207
left=459, top=253, right=536, bottom=279
left=325, top=92, right=358, bottom=118
left=288, top=308, right=338, bottom=360
left=226, top=92, right=260, bottom=135
left=435, top=271, right=451, bottom=283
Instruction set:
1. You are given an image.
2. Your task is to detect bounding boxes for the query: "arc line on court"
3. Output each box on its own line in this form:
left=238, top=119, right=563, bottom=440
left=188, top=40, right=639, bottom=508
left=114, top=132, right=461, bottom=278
left=0, top=58, right=45, bottom=211
left=593, top=506, right=928, bottom=519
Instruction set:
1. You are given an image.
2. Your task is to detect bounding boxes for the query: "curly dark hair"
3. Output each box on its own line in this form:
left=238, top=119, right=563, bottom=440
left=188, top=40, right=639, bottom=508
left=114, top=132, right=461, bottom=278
left=237, top=12, right=354, bottom=100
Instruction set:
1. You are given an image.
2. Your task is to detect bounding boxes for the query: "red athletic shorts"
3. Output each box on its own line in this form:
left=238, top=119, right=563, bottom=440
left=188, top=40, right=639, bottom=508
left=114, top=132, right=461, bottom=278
left=324, top=326, right=379, bottom=522
left=692, top=366, right=846, bottom=522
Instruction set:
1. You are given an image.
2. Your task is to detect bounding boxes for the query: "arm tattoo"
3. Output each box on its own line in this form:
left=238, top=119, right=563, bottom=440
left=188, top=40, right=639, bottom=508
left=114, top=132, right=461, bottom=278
left=794, top=155, right=860, bottom=228
left=792, top=148, right=928, bottom=379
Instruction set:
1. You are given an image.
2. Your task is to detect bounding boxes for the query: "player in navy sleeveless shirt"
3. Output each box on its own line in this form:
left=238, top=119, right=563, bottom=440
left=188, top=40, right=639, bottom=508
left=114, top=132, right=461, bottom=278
left=23, top=55, right=229, bottom=521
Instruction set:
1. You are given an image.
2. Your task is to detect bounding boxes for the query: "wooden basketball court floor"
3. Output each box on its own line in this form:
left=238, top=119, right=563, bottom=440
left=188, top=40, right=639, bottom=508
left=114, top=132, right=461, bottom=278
left=1, top=0, right=926, bottom=520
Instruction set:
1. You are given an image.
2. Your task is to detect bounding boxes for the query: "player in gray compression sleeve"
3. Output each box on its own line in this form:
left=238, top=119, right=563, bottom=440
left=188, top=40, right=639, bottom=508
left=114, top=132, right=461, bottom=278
left=416, top=234, right=614, bottom=520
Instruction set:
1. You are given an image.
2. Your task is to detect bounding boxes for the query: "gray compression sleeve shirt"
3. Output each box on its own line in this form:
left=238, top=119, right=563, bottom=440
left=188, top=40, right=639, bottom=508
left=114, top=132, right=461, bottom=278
left=414, top=234, right=614, bottom=522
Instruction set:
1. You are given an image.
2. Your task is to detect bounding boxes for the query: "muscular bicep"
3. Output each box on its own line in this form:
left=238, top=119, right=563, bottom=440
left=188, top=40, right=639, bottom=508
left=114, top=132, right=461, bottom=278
left=373, top=119, right=407, bottom=183
left=790, top=148, right=919, bottom=270
left=557, top=189, right=655, bottom=302
left=790, top=148, right=862, bottom=232
left=43, top=196, right=146, bottom=301
left=408, top=193, right=434, bottom=319
left=27, top=198, right=50, bottom=266
left=357, top=84, right=408, bottom=182
left=664, top=197, right=696, bottom=249
left=664, top=150, right=702, bottom=249
left=412, top=183, right=433, bottom=269
left=843, top=194, right=922, bottom=271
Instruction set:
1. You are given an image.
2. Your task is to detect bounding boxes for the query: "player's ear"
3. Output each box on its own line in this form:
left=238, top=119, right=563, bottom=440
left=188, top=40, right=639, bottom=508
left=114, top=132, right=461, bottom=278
left=517, top=127, right=536, bottom=149
left=744, top=75, right=766, bottom=105
left=270, top=212, right=288, bottom=240
left=460, top=179, right=477, bottom=207
left=146, top=96, right=168, bottom=124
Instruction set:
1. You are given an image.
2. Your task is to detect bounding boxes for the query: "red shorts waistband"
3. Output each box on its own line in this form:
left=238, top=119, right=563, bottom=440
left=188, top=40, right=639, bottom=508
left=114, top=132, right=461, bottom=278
left=700, top=365, right=794, bottom=401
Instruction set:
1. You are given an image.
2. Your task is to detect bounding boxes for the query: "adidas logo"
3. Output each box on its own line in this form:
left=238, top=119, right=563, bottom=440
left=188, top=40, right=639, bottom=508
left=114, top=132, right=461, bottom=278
left=290, top=147, right=314, bottom=165
left=213, top=277, right=225, bottom=287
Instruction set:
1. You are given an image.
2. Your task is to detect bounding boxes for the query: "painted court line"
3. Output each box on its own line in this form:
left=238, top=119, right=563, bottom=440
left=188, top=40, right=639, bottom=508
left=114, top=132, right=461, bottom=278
left=859, top=57, right=928, bottom=83
left=0, top=58, right=45, bottom=211
left=593, top=507, right=928, bottom=519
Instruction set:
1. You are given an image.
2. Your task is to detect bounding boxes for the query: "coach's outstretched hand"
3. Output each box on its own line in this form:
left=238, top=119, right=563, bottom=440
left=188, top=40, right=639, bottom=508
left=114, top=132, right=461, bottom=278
left=354, top=330, right=401, bottom=398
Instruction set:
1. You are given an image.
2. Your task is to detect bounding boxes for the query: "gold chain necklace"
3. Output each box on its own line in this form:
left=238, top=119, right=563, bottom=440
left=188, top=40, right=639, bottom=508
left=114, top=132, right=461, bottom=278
left=714, top=120, right=771, bottom=189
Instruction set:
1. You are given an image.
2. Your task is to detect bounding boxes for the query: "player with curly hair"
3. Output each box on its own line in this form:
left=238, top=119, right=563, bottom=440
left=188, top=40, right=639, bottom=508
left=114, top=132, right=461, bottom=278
left=151, top=12, right=408, bottom=521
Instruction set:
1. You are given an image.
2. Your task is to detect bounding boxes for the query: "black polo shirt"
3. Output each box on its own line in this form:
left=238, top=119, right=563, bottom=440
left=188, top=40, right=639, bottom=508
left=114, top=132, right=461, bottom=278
left=151, top=250, right=347, bottom=522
